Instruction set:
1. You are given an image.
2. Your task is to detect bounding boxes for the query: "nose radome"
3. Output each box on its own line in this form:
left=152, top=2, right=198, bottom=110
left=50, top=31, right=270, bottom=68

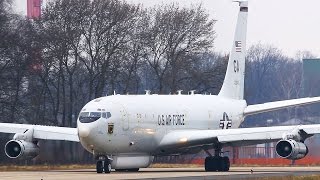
left=78, top=125, right=90, bottom=138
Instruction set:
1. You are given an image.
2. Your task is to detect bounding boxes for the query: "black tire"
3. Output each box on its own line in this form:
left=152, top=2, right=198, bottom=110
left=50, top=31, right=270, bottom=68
left=205, top=157, right=218, bottom=172
left=222, top=157, right=230, bottom=172
left=96, top=161, right=103, bottom=173
left=205, top=157, right=211, bottom=171
left=217, top=156, right=230, bottom=172
left=211, top=157, right=219, bottom=171
left=104, top=160, right=112, bottom=173
left=217, top=157, right=224, bottom=172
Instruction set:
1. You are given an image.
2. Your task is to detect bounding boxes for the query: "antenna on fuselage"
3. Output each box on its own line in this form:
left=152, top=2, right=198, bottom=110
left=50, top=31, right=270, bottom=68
left=113, top=91, right=116, bottom=95
left=145, top=90, right=151, bottom=95
left=189, top=90, right=196, bottom=95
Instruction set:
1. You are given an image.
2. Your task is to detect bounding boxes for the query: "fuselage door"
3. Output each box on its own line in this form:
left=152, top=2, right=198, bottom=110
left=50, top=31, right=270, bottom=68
left=208, top=110, right=213, bottom=130
left=120, top=108, right=129, bottom=131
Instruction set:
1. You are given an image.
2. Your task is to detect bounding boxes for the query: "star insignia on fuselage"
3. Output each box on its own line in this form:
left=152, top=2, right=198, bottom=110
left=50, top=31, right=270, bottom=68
left=220, top=112, right=232, bottom=129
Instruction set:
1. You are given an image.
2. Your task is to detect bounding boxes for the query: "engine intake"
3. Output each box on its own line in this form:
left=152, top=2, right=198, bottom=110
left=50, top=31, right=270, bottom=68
left=5, top=140, right=40, bottom=159
left=276, top=139, right=308, bottom=160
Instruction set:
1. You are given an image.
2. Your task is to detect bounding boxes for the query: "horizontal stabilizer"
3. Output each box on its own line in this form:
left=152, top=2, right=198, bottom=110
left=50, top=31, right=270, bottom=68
left=244, top=97, right=320, bottom=116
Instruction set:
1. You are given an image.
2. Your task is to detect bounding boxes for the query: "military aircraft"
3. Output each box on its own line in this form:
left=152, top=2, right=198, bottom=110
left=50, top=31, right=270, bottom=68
left=1, top=0, right=320, bottom=173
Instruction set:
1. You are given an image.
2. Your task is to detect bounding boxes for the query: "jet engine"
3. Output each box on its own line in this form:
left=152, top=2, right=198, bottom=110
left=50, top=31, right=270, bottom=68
left=275, top=139, right=308, bottom=160
left=5, top=140, right=40, bottom=159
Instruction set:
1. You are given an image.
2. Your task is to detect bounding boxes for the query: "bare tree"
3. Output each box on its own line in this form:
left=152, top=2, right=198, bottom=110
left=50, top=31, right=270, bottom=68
left=78, top=0, right=140, bottom=98
left=143, top=4, right=215, bottom=93
left=244, top=44, right=311, bottom=127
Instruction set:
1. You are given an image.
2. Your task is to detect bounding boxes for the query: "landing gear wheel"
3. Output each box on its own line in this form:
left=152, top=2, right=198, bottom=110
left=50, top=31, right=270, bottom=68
left=205, top=157, right=210, bottom=171
left=104, top=160, right=112, bottom=173
left=221, top=157, right=230, bottom=172
left=96, top=160, right=103, bottom=173
left=205, top=157, right=218, bottom=172
left=217, top=157, right=223, bottom=171
left=204, top=156, right=230, bottom=172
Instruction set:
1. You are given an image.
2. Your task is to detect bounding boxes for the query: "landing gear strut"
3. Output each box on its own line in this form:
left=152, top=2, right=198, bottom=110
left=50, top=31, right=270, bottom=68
left=204, top=146, right=230, bottom=172
left=96, top=156, right=112, bottom=173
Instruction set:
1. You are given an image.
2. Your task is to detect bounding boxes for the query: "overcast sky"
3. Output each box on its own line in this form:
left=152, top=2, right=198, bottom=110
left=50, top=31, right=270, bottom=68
left=14, top=0, right=320, bottom=58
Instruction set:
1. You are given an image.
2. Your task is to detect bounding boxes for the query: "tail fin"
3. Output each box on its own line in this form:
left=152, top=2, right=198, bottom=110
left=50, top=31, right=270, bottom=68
left=218, top=1, right=248, bottom=100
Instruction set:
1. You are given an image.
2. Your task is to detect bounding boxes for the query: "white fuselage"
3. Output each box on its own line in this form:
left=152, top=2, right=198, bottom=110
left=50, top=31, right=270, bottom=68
left=77, top=94, right=247, bottom=157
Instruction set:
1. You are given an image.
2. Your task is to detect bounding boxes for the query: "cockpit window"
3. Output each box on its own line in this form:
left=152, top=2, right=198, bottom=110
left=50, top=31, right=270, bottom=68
left=79, top=112, right=101, bottom=123
left=90, top=112, right=101, bottom=118
left=79, top=111, right=111, bottom=123
left=102, top=112, right=112, bottom=118
left=107, top=112, right=111, bottom=118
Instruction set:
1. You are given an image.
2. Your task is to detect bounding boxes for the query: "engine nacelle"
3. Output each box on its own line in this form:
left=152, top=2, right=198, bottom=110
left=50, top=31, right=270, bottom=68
left=111, top=155, right=154, bottom=169
left=5, top=140, right=40, bottom=159
left=276, top=139, right=308, bottom=160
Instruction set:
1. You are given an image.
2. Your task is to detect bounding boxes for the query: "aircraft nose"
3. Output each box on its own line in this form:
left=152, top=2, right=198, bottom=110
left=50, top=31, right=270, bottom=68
left=78, top=125, right=90, bottom=138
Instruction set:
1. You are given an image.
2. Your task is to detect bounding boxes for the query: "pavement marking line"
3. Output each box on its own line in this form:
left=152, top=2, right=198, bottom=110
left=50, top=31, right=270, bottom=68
left=1, top=167, right=320, bottom=180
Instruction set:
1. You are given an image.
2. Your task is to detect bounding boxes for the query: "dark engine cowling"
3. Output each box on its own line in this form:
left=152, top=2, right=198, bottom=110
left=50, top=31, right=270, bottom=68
left=5, top=140, right=40, bottom=159
left=276, top=139, right=308, bottom=160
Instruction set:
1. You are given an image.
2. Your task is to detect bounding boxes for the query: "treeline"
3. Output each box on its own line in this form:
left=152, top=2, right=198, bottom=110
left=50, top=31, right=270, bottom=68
left=0, top=0, right=319, bottom=164
left=1, top=0, right=221, bottom=127
left=244, top=45, right=319, bottom=127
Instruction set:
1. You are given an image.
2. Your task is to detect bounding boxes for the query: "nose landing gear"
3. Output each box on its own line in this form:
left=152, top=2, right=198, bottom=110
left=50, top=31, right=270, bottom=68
left=204, top=146, right=230, bottom=172
left=96, top=156, right=112, bottom=173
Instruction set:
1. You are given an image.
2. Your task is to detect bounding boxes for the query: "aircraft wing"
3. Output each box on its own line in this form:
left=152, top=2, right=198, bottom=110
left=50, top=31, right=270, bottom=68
left=0, top=123, right=79, bottom=142
left=244, top=97, right=320, bottom=116
left=158, top=125, right=320, bottom=150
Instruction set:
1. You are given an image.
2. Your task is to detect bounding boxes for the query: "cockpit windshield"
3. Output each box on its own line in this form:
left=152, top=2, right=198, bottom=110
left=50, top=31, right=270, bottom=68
left=79, top=111, right=111, bottom=123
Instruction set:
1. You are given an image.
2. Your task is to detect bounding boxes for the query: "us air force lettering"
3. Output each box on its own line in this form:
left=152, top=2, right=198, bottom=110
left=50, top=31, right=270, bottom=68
left=1, top=0, right=320, bottom=174
left=158, top=114, right=185, bottom=126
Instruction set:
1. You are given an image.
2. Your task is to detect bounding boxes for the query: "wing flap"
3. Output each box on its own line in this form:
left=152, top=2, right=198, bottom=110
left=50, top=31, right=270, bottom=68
left=244, top=97, right=320, bottom=116
left=216, top=127, right=288, bottom=143
left=158, top=125, right=320, bottom=150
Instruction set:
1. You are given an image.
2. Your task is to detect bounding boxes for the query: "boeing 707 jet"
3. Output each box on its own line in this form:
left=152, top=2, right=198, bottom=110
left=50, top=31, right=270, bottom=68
left=1, top=1, right=320, bottom=173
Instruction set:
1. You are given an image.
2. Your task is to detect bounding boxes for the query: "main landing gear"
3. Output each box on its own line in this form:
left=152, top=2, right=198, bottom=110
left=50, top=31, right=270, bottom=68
left=96, top=156, right=112, bottom=173
left=204, top=147, right=230, bottom=172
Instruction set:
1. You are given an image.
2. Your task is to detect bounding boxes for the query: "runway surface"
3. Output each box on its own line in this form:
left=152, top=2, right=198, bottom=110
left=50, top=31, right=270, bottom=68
left=1, top=167, right=320, bottom=180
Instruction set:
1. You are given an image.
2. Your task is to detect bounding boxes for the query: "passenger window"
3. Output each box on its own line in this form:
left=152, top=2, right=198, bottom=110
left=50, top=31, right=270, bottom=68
left=108, top=123, right=114, bottom=134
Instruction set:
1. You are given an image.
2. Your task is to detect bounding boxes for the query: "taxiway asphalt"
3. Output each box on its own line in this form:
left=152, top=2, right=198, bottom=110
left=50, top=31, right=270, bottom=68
left=1, top=167, right=320, bottom=180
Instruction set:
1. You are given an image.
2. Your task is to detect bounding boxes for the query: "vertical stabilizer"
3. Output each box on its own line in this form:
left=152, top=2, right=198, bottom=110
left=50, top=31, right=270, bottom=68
left=218, top=1, right=248, bottom=100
